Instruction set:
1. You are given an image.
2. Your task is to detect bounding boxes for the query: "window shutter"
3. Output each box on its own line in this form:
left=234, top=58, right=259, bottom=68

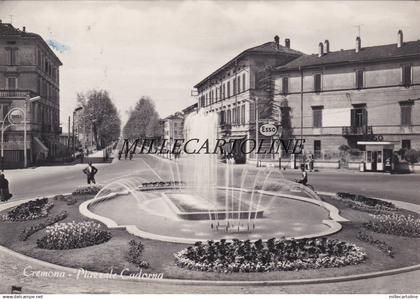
left=350, top=109, right=356, bottom=128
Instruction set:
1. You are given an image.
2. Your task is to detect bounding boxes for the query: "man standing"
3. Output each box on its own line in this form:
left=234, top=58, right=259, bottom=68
left=0, top=173, right=12, bottom=202
left=83, top=162, right=98, bottom=185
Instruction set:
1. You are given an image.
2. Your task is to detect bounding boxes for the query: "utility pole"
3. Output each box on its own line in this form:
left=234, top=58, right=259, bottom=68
left=300, top=66, right=304, bottom=166
left=67, top=116, right=70, bottom=155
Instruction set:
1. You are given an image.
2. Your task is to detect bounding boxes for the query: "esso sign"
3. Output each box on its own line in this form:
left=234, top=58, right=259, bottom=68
left=8, top=109, right=24, bottom=125
left=259, top=123, right=278, bottom=137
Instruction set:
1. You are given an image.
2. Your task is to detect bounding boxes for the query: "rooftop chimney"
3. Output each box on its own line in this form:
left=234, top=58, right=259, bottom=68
left=355, top=36, right=361, bottom=53
left=274, top=35, right=280, bottom=50
left=318, top=42, right=324, bottom=57
left=285, top=38, right=290, bottom=48
left=23, top=26, right=26, bottom=32
left=398, top=29, right=403, bottom=48
left=324, top=40, right=330, bottom=53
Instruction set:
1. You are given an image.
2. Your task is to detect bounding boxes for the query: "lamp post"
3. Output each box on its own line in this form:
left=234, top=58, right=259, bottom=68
left=72, top=106, right=83, bottom=158
left=1, top=94, right=41, bottom=171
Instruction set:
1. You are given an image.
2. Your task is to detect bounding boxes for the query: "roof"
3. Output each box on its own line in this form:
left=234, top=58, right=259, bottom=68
left=276, top=40, right=420, bottom=71
left=194, top=40, right=304, bottom=88
left=0, top=22, right=62, bottom=65
left=182, top=103, right=198, bottom=114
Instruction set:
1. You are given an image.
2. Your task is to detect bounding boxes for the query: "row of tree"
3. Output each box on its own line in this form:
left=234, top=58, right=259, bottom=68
left=75, top=90, right=121, bottom=150
left=74, top=91, right=162, bottom=150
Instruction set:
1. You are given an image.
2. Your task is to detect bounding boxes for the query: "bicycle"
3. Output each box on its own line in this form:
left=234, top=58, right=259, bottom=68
left=293, top=179, right=315, bottom=191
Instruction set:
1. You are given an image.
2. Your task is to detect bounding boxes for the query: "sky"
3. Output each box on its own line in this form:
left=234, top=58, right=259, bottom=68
left=1, top=1, right=420, bottom=132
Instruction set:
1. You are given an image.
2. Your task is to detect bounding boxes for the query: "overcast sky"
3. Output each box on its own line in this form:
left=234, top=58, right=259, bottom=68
left=1, top=1, right=420, bottom=131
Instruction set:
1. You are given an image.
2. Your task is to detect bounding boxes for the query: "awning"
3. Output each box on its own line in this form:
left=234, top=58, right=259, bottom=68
left=34, top=137, right=49, bottom=154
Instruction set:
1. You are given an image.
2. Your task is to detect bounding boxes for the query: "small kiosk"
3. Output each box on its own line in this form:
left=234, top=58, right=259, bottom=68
left=357, top=141, right=395, bottom=172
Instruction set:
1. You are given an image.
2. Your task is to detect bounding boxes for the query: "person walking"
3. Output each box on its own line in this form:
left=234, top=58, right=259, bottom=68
left=83, top=162, right=98, bottom=185
left=0, top=173, right=12, bottom=202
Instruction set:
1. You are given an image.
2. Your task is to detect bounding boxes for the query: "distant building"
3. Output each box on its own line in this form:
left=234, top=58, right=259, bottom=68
left=272, top=31, right=420, bottom=171
left=0, top=21, right=62, bottom=168
left=162, top=112, right=184, bottom=154
left=193, top=36, right=304, bottom=163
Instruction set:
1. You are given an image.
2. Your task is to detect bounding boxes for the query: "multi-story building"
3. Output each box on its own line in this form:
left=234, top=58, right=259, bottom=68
left=162, top=112, right=184, bottom=155
left=0, top=21, right=62, bottom=168
left=194, top=36, right=303, bottom=163
left=272, top=30, right=420, bottom=171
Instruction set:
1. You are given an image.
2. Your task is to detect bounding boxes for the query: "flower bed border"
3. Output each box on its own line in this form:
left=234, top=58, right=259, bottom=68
left=2, top=193, right=420, bottom=285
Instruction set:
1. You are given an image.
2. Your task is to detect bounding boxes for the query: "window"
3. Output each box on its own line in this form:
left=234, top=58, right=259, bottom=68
left=402, top=139, right=411, bottom=150
left=6, top=77, right=17, bottom=89
left=6, top=48, right=17, bottom=65
left=282, top=77, right=289, bottom=95
left=227, top=81, right=231, bottom=98
left=249, top=102, right=255, bottom=123
left=400, top=101, right=413, bottom=126
left=314, top=140, right=321, bottom=159
left=0, top=104, right=9, bottom=119
left=226, top=109, right=231, bottom=124
left=402, top=65, right=412, bottom=87
left=241, top=105, right=245, bottom=124
left=219, top=111, right=225, bottom=124
left=242, top=73, right=246, bottom=91
left=233, top=78, right=237, bottom=96
left=237, top=76, right=241, bottom=93
left=356, top=70, right=364, bottom=90
left=222, top=84, right=226, bottom=99
left=312, top=106, right=323, bottom=128
left=351, top=105, right=367, bottom=128
left=314, top=74, right=322, bottom=93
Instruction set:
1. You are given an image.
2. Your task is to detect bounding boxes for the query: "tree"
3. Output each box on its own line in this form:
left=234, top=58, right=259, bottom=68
left=123, top=97, right=161, bottom=139
left=76, top=90, right=121, bottom=150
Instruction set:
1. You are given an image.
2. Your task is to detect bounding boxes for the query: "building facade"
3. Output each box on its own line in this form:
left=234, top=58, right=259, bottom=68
left=272, top=31, right=420, bottom=169
left=162, top=112, right=184, bottom=155
left=194, top=36, right=303, bottom=163
left=0, top=21, right=62, bottom=168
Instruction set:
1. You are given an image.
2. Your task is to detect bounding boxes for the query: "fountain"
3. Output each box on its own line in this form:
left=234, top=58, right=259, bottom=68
left=84, top=110, right=344, bottom=243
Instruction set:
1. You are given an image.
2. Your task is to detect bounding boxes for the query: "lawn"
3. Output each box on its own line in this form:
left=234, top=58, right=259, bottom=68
left=0, top=193, right=420, bottom=281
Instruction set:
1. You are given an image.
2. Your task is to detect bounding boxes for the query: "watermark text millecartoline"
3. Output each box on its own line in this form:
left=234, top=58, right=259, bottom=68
left=119, top=138, right=305, bottom=156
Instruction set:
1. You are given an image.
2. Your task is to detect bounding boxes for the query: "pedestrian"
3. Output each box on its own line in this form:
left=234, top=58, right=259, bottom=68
left=83, top=162, right=98, bottom=185
left=0, top=173, right=12, bottom=202
left=309, top=153, right=314, bottom=172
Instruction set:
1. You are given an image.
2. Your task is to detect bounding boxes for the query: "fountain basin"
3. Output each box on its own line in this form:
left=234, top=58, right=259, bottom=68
left=83, top=186, right=344, bottom=244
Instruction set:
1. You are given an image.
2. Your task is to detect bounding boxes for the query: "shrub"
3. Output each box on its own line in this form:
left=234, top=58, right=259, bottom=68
left=72, top=185, right=103, bottom=196
left=37, top=221, right=111, bottom=250
left=19, top=211, right=68, bottom=241
left=174, top=238, right=366, bottom=273
left=2, top=198, right=53, bottom=221
left=364, top=213, right=420, bottom=237
left=405, top=149, right=419, bottom=165
left=127, top=239, right=149, bottom=268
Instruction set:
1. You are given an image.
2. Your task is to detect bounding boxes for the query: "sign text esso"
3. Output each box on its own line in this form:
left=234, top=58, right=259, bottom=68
left=259, top=123, right=277, bottom=137
left=8, top=109, right=24, bottom=125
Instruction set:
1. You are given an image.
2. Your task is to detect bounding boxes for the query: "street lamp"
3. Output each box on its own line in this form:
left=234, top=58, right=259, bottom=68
left=1, top=94, right=41, bottom=171
left=72, top=106, right=83, bottom=158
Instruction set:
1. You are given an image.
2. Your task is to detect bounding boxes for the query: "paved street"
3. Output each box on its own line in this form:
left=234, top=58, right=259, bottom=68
left=1, top=154, right=420, bottom=293
left=5, top=154, right=420, bottom=204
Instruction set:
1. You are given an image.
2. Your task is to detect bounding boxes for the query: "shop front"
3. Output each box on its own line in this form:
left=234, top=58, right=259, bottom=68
left=357, top=141, right=395, bottom=172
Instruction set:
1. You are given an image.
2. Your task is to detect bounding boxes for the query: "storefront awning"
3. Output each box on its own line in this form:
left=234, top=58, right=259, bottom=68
left=34, top=137, right=49, bottom=154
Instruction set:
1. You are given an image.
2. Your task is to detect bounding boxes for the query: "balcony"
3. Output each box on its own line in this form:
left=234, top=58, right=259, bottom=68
left=0, top=89, right=39, bottom=99
left=342, top=126, right=373, bottom=136
left=219, top=123, right=232, bottom=135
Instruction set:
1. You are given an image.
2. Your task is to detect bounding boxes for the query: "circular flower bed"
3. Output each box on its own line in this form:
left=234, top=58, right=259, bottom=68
left=37, top=221, right=111, bottom=250
left=364, top=213, right=420, bottom=237
left=174, top=238, right=366, bottom=273
left=1, top=198, right=53, bottom=221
